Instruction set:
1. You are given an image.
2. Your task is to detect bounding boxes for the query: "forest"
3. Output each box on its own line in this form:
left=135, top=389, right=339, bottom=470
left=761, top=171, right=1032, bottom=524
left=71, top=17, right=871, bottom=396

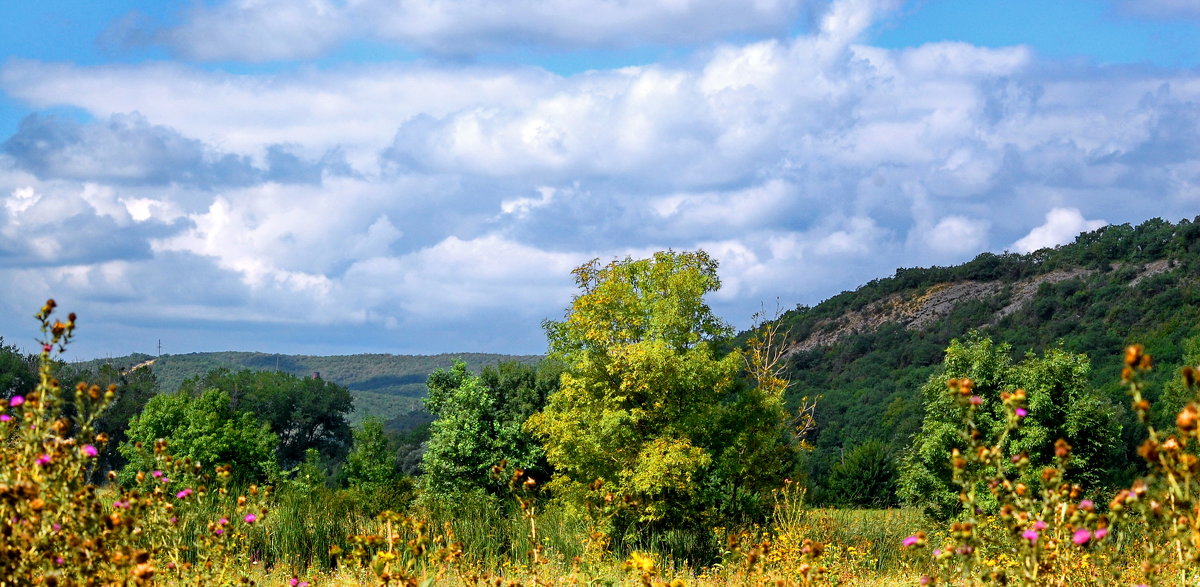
left=2, top=216, right=1200, bottom=585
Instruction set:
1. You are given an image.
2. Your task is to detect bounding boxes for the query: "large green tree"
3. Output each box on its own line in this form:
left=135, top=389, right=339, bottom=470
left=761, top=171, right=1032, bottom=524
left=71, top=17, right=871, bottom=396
left=119, top=389, right=278, bottom=483
left=421, top=360, right=559, bottom=498
left=0, top=338, right=35, bottom=401
left=178, top=369, right=353, bottom=469
left=526, top=251, right=796, bottom=532
left=898, top=334, right=1123, bottom=520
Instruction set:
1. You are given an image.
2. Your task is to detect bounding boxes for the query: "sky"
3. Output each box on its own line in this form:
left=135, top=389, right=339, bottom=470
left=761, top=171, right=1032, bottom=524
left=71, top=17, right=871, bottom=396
left=0, top=0, right=1197, bottom=360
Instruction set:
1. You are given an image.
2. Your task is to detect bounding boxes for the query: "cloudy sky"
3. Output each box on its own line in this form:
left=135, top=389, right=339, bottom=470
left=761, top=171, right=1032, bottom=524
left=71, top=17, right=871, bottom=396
left=0, top=0, right=1197, bottom=359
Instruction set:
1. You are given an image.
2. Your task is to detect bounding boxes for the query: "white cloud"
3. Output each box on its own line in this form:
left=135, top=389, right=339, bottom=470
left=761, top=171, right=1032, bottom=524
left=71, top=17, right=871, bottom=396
left=2, top=0, right=1199, bottom=356
left=1011, top=208, right=1108, bottom=254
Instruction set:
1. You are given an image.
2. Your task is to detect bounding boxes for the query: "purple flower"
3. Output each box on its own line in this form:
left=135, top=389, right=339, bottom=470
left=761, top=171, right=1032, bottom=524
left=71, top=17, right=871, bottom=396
left=1022, top=529, right=1039, bottom=543
left=169, top=517, right=178, bottom=525
left=1033, top=520, right=1047, bottom=530
left=1015, top=407, right=1028, bottom=418
left=1094, top=527, right=1108, bottom=540
left=214, top=528, right=224, bottom=536
left=10, top=396, right=24, bottom=407
left=36, top=454, right=51, bottom=466
left=0, top=414, right=10, bottom=422
left=1072, top=529, right=1092, bottom=545
left=176, top=489, right=193, bottom=499
left=81, top=445, right=98, bottom=458
left=244, top=514, right=257, bottom=524
left=152, top=470, right=163, bottom=478
left=1079, top=499, right=1094, bottom=510
left=969, top=395, right=983, bottom=406
left=52, top=523, right=61, bottom=531
left=903, top=535, right=920, bottom=547
left=219, top=517, right=229, bottom=525
left=290, top=579, right=299, bottom=587
left=55, top=556, right=64, bottom=565
left=113, top=501, right=130, bottom=510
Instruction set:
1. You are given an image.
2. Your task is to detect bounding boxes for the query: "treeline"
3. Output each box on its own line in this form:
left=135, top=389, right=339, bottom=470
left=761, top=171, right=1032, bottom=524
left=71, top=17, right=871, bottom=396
left=778, top=216, right=1200, bottom=506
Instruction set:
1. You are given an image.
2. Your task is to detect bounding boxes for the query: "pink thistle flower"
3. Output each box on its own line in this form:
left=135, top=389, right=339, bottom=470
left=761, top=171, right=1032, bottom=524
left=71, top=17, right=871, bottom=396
left=176, top=489, right=193, bottom=499
left=10, top=396, right=24, bottom=407
left=903, top=535, right=920, bottom=547
left=81, top=445, right=98, bottom=458
left=1033, top=520, right=1047, bottom=530
left=1072, top=529, right=1092, bottom=545
left=0, top=414, right=10, bottom=422
left=152, top=470, right=163, bottom=478
left=1094, top=527, right=1108, bottom=540
left=113, top=501, right=130, bottom=509
left=214, top=528, right=224, bottom=536
left=219, top=517, right=229, bottom=525
left=169, top=517, right=178, bottom=525
left=244, top=513, right=257, bottom=524
left=36, top=454, right=51, bottom=466
left=1079, top=499, right=1094, bottom=510
left=1022, top=529, right=1039, bottom=543
left=1015, top=407, right=1028, bottom=418
left=290, top=579, right=299, bottom=587
left=969, top=395, right=983, bottom=406
left=55, top=556, right=64, bottom=565
left=43, top=344, right=53, bottom=353
left=52, top=523, right=61, bottom=531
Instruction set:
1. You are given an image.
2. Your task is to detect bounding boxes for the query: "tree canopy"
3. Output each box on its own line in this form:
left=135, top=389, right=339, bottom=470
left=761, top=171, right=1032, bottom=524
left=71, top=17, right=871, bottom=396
left=527, top=251, right=796, bottom=533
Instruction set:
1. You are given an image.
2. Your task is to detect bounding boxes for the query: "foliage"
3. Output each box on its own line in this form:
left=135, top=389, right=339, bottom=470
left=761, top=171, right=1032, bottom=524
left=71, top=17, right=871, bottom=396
left=0, top=336, right=35, bottom=400
left=340, top=418, right=415, bottom=515
left=826, top=440, right=899, bottom=508
left=527, top=251, right=797, bottom=539
left=120, top=388, right=279, bottom=484
left=178, top=368, right=353, bottom=469
left=899, top=334, right=1122, bottom=520
left=0, top=301, right=275, bottom=585
left=421, top=359, right=558, bottom=498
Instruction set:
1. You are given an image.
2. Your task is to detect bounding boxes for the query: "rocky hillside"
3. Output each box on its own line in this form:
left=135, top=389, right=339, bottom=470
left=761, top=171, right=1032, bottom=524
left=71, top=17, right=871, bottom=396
left=769, top=217, right=1200, bottom=502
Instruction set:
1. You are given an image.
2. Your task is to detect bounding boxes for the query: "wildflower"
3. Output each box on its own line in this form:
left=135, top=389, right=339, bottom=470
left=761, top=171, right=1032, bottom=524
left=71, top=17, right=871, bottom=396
left=219, top=517, right=229, bottom=525
left=81, top=445, right=98, bottom=458
left=36, top=454, right=51, bottom=466
left=214, top=528, right=224, bottom=536
left=244, top=513, right=257, bottom=524
left=0, top=414, right=10, bottom=422
left=10, top=395, right=24, bottom=407
left=1033, top=520, right=1047, bottom=530
left=169, top=517, right=178, bottom=525
left=1079, top=499, right=1094, bottom=511
left=43, top=344, right=52, bottom=353
left=969, top=395, right=983, bottom=406
left=152, top=470, right=163, bottom=478
left=1094, top=527, right=1107, bottom=540
left=1072, top=529, right=1091, bottom=545
left=1022, top=529, right=1038, bottom=543
left=176, top=489, right=193, bottom=499
left=1015, top=407, right=1028, bottom=418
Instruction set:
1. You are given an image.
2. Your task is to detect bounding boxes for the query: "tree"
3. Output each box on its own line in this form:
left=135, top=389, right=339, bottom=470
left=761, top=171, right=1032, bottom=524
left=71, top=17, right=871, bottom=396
left=119, top=389, right=278, bottom=484
left=826, top=440, right=898, bottom=508
left=341, top=417, right=414, bottom=514
left=0, top=338, right=35, bottom=401
left=898, top=334, right=1122, bottom=520
left=526, top=251, right=796, bottom=533
left=178, top=369, right=353, bottom=469
left=421, top=360, right=558, bottom=498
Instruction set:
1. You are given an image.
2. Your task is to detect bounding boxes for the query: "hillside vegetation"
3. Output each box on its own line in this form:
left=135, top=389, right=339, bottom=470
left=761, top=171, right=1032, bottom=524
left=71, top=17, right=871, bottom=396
left=71, top=350, right=539, bottom=428
left=774, top=216, right=1200, bottom=503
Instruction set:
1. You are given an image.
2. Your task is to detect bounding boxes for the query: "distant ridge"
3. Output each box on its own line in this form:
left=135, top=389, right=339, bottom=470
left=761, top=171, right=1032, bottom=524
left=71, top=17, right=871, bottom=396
left=73, top=350, right=541, bottom=429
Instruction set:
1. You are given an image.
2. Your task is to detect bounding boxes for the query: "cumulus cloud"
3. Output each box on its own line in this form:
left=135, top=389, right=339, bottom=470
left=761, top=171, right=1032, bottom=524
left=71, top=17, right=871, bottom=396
left=108, top=0, right=820, bottom=61
left=1011, top=208, right=1108, bottom=254
left=1, top=0, right=1199, bottom=356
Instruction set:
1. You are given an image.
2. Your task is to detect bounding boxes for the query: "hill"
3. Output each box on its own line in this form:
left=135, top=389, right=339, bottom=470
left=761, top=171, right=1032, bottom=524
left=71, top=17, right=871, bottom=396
left=767, top=216, right=1200, bottom=502
left=71, top=351, right=540, bottom=429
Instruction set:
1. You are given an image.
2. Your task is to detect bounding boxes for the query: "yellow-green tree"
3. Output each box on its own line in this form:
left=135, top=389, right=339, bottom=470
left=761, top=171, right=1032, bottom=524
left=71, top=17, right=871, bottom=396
left=526, top=251, right=795, bottom=537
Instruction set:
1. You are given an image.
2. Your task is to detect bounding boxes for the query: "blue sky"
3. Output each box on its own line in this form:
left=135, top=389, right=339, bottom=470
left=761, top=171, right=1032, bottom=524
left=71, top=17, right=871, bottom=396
left=0, top=0, right=1197, bottom=359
